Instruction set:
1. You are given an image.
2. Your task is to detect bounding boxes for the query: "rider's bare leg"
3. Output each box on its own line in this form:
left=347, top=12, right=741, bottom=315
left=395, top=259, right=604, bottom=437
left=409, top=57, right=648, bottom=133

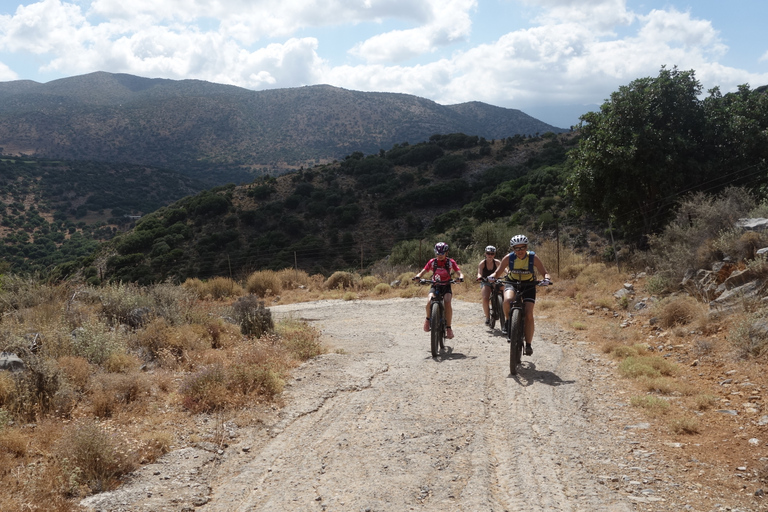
left=502, top=288, right=516, bottom=322
left=444, top=294, right=455, bottom=338
left=481, top=285, right=491, bottom=320
left=423, top=294, right=434, bottom=331
left=524, top=301, right=535, bottom=344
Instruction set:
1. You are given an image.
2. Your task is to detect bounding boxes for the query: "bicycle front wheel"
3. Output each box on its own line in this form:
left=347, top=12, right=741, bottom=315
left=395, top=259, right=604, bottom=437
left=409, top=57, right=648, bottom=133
left=509, top=308, right=523, bottom=375
left=430, top=302, right=441, bottom=357
left=491, top=293, right=503, bottom=330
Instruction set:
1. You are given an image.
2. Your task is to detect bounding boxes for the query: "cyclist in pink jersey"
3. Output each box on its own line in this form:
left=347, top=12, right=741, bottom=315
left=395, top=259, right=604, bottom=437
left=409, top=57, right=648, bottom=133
left=412, top=242, right=464, bottom=339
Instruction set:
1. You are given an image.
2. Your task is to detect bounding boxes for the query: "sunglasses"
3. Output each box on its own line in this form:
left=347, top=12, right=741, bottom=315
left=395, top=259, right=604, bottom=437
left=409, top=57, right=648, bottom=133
left=512, top=245, right=527, bottom=251
left=485, top=252, right=496, bottom=255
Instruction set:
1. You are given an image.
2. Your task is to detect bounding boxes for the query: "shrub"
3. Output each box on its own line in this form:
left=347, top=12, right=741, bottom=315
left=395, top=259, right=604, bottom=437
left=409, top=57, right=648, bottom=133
left=205, top=277, right=243, bottom=299
left=57, top=356, right=92, bottom=391
left=231, top=295, right=274, bottom=337
left=97, top=282, right=152, bottom=326
left=360, top=276, right=379, bottom=290
left=0, top=428, right=28, bottom=457
left=228, top=364, right=284, bottom=399
left=343, top=291, right=357, bottom=301
left=183, top=277, right=243, bottom=300
left=138, top=430, right=173, bottom=463
left=245, top=270, right=282, bottom=296
left=618, top=355, right=677, bottom=379
left=0, top=372, right=14, bottom=407
left=179, top=364, right=228, bottom=413
left=630, top=395, right=670, bottom=416
left=693, top=394, right=719, bottom=410
left=669, top=417, right=700, bottom=435
left=374, top=283, right=392, bottom=295
left=181, top=278, right=206, bottom=297
left=55, top=419, right=137, bottom=493
left=653, top=296, right=704, bottom=328
left=71, top=320, right=128, bottom=365
left=6, top=354, right=65, bottom=421
left=148, top=283, right=195, bottom=325
left=648, top=187, right=756, bottom=282
left=104, top=352, right=141, bottom=373
left=325, top=271, right=356, bottom=290
left=276, top=268, right=313, bottom=289
left=729, top=311, right=768, bottom=359
left=275, top=318, right=324, bottom=361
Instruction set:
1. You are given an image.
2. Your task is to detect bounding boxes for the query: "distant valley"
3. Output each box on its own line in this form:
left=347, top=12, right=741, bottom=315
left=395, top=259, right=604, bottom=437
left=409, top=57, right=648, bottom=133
left=0, top=72, right=567, bottom=185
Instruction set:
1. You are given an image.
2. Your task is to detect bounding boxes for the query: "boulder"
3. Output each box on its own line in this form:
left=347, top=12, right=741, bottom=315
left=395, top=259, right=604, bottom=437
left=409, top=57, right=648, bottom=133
left=0, top=352, right=24, bottom=372
left=736, top=218, right=768, bottom=230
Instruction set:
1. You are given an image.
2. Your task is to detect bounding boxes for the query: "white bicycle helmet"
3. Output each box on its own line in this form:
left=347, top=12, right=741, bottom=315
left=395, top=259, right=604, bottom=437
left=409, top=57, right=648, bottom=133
left=485, top=245, right=496, bottom=253
left=434, top=242, right=449, bottom=255
left=509, top=234, right=529, bottom=247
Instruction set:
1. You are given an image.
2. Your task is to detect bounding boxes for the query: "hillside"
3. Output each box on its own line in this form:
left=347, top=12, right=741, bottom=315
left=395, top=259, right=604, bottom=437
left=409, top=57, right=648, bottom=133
left=0, top=72, right=567, bottom=184
left=84, top=132, right=581, bottom=285
left=0, top=157, right=207, bottom=274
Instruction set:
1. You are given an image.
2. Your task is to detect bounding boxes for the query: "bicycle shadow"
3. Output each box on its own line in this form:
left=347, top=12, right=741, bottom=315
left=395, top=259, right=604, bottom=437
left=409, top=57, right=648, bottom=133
left=507, top=362, right=575, bottom=387
left=427, top=346, right=475, bottom=361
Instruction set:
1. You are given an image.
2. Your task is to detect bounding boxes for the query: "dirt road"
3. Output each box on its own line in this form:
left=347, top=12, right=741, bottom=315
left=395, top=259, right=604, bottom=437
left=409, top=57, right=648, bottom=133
left=82, top=297, right=720, bottom=512
left=200, top=298, right=665, bottom=512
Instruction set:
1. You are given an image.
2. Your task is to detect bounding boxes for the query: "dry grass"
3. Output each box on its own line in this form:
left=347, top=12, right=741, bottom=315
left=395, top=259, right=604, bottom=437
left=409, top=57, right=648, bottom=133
left=653, top=295, right=706, bottom=329
left=0, top=275, right=327, bottom=507
left=245, top=270, right=283, bottom=296
left=630, top=395, right=670, bottom=417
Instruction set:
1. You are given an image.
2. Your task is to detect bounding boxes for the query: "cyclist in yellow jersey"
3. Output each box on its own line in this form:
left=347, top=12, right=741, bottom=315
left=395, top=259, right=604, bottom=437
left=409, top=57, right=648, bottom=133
left=489, top=234, right=550, bottom=356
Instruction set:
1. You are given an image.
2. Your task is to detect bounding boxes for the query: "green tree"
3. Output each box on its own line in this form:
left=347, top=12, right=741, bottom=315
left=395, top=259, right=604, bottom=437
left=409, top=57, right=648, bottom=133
left=568, top=67, right=707, bottom=238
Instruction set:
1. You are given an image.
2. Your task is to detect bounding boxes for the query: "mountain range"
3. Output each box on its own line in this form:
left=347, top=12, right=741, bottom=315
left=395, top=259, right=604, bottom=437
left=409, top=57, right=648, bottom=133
left=0, top=72, right=567, bottom=184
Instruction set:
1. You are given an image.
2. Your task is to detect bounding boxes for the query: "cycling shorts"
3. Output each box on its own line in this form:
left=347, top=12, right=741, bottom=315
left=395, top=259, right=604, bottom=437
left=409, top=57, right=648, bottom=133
left=503, top=280, right=537, bottom=303
left=430, top=283, right=453, bottom=297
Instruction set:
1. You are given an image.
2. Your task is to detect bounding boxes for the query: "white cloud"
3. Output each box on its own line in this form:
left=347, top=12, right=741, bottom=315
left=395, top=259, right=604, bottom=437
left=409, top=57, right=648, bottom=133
left=521, top=0, right=634, bottom=31
left=350, top=0, right=476, bottom=63
left=0, top=0, right=87, bottom=53
left=0, top=60, right=18, bottom=80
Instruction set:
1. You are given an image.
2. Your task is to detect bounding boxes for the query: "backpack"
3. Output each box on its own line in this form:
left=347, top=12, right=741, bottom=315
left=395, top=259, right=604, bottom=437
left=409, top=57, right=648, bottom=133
left=507, top=251, right=535, bottom=279
left=432, top=258, right=454, bottom=274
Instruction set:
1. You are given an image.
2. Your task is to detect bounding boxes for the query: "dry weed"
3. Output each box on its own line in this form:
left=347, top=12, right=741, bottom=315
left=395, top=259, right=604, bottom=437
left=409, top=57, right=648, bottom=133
left=618, top=355, right=678, bottom=379
left=55, top=419, right=138, bottom=493
left=0, top=427, right=28, bottom=457
left=668, top=416, right=700, bottom=435
left=57, top=356, right=92, bottom=391
left=653, top=295, right=705, bottom=328
left=245, top=270, right=282, bottom=296
left=630, top=395, right=670, bottom=416
left=325, top=271, right=357, bottom=290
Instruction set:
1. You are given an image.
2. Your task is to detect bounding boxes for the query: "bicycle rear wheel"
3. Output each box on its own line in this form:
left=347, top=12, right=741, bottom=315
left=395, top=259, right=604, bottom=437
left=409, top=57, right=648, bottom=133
left=509, top=308, right=523, bottom=375
left=430, top=302, right=441, bottom=357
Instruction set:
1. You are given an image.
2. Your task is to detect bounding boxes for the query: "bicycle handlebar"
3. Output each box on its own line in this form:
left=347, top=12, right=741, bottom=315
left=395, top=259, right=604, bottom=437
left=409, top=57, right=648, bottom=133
left=414, top=278, right=461, bottom=285
left=477, top=277, right=554, bottom=286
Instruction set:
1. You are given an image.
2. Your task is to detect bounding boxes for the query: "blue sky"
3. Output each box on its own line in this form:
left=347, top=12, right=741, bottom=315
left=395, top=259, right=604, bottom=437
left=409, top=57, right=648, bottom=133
left=0, top=0, right=767, bottom=128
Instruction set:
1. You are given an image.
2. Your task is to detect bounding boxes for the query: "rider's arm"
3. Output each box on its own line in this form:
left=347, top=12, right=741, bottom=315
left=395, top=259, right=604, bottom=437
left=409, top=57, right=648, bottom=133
left=491, top=255, right=509, bottom=280
left=533, top=255, right=550, bottom=281
left=477, top=260, right=484, bottom=280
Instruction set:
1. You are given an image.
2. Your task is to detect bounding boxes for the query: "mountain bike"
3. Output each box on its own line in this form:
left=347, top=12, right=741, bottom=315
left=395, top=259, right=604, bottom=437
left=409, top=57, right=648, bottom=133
left=504, top=279, right=552, bottom=375
left=417, top=278, right=459, bottom=357
left=478, top=276, right=505, bottom=331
